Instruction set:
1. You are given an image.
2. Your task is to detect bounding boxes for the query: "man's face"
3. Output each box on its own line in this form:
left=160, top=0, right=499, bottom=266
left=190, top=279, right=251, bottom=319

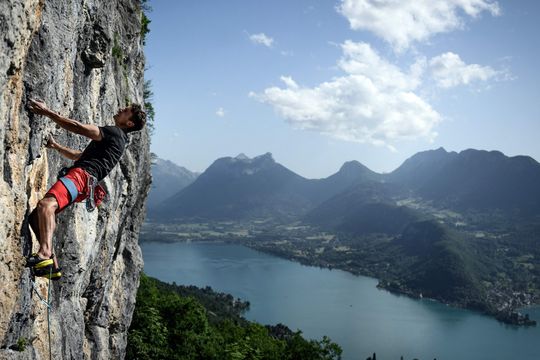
left=113, top=106, right=134, bottom=128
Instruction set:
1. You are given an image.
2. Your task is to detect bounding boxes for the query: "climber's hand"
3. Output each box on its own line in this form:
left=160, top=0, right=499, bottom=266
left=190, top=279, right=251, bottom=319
left=45, top=136, right=57, bottom=149
left=27, top=98, right=50, bottom=116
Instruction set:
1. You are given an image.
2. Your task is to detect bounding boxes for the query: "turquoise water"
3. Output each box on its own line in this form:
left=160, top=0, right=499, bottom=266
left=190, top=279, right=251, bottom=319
left=140, top=241, right=540, bottom=360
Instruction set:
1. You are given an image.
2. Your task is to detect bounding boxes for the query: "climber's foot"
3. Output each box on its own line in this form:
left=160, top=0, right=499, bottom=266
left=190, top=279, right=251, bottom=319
left=33, top=266, right=62, bottom=281
left=25, top=252, right=54, bottom=269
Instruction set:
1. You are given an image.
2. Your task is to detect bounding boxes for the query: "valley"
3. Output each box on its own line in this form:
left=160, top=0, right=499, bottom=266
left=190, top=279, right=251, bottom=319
left=140, top=212, right=540, bottom=327
left=145, top=148, right=540, bottom=327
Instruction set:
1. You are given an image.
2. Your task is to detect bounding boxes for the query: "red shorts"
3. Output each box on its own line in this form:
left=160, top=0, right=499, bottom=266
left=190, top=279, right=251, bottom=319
left=45, top=167, right=91, bottom=214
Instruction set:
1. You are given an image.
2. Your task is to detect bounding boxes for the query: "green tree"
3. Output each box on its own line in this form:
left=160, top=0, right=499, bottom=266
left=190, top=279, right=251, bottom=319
left=127, top=273, right=342, bottom=360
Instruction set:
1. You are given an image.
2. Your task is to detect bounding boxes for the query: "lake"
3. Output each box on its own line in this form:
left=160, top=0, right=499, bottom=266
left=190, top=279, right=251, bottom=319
left=140, top=241, right=540, bottom=360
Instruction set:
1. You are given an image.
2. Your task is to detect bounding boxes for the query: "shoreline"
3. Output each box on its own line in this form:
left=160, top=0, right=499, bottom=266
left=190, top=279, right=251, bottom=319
left=139, top=236, right=539, bottom=327
left=243, top=242, right=539, bottom=327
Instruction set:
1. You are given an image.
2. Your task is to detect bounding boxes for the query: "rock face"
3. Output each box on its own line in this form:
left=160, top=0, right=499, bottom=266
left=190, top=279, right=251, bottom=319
left=0, top=1, right=151, bottom=359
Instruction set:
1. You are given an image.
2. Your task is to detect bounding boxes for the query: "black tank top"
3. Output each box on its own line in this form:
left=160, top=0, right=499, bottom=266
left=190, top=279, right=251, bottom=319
left=72, top=125, right=129, bottom=181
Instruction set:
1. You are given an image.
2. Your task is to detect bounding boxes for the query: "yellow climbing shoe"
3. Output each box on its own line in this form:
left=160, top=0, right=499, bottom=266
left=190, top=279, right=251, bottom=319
left=33, top=266, right=62, bottom=281
left=25, top=253, right=53, bottom=269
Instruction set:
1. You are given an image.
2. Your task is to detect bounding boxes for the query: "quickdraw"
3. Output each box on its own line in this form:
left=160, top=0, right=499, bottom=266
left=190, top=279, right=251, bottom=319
left=86, top=173, right=97, bottom=211
left=85, top=173, right=107, bottom=212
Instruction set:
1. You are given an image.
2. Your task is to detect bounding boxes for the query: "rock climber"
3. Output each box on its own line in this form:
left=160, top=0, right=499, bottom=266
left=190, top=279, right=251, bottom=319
left=25, top=98, right=146, bottom=280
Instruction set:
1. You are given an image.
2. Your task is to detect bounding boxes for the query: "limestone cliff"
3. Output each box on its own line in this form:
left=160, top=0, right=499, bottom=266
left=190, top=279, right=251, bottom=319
left=0, top=0, right=151, bottom=358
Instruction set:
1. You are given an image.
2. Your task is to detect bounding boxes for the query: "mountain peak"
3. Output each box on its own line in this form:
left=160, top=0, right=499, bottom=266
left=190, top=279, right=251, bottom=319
left=235, top=153, right=250, bottom=161
left=416, top=146, right=450, bottom=159
left=253, top=152, right=274, bottom=161
left=389, top=147, right=456, bottom=182
left=395, top=147, right=453, bottom=169
left=435, top=146, right=447, bottom=153
left=339, top=160, right=368, bottom=173
left=231, top=152, right=274, bottom=163
left=151, top=157, right=197, bottom=177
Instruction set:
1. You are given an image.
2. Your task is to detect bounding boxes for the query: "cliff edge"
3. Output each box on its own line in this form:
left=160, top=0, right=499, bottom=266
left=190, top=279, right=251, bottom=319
left=0, top=0, right=151, bottom=358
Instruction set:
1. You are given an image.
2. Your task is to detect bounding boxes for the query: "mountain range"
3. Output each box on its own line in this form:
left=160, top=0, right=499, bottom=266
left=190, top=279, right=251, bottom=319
left=145, top=148, right=540, bottom=325
left=388, top=147, right=540, bottom=213
left=149, top=147, right=540, bottom=222
left=150, top=153, right=380, bottom=220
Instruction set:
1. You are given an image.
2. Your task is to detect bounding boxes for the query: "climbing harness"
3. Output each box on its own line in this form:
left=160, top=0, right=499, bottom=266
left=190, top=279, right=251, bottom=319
left=57, top=166, right=107, bottom=212
left=30, top=263, right=53, bottom=360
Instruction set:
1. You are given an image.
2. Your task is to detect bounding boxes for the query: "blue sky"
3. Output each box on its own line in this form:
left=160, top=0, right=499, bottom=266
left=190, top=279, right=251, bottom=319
left=144, top=0, right=540, bottom=178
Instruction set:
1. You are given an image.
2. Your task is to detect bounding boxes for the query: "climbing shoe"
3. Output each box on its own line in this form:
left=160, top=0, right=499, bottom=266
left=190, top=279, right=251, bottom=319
left=33, top=266, right=62, bottom=281
left=25, top=252, right=54, bottom=269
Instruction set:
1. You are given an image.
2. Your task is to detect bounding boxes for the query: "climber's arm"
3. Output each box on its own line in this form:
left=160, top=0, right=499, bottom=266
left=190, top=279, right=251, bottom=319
left=27, top=99, right=103, bottom=141
left=46, top=137, right=82, bottom=161
left=46, top=111, right=103, bottom=141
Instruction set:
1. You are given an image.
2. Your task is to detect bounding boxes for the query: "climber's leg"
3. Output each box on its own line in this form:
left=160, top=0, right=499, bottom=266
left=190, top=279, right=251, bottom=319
left=25, top=195, right=57, bottom=269
left=36, top=196, right=58, bottom=259
left=26, top=167, right=87, bottom=271
left=28, top=206, right=59, bottom=269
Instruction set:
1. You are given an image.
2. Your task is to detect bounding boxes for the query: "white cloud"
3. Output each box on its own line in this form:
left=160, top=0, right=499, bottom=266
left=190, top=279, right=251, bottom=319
left=249, top=33, right=274, bottom=47
left=216, top=107, right=226, bottom=117
left=250, top=41, right=441, bottom=149
left=280, top=76, right=299, bottom=89
left=428, top=52, right=499, bottom=88
left=337, top=0, right=500, bottom=51
left=337, top=41, right=424, bottom=90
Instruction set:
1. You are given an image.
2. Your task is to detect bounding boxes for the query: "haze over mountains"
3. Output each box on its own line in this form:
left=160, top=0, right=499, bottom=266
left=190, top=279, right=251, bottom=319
left=149, top=147, right=540, bottom=222
left=147, top=158, right=199, bottom=211
left=149, top=152, right=381, bottom=220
